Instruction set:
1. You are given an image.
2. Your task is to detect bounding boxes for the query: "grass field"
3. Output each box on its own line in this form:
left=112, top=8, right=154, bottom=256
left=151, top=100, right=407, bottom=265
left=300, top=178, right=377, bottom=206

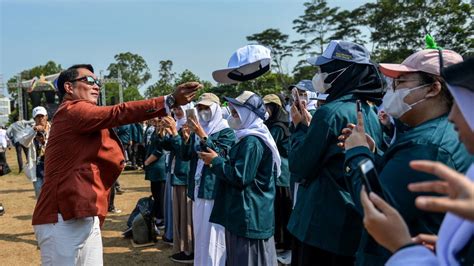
left=0, top=150, right=179, bottom=265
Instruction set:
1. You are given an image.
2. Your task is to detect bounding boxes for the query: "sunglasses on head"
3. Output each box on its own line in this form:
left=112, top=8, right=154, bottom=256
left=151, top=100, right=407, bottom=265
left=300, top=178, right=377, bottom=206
left=69, top=76, right=102, bottom=87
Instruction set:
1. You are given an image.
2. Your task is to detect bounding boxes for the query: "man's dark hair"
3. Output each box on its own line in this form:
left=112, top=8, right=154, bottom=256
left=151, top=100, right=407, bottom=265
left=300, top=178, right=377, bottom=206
left=56, top=64, right=94, bottom=96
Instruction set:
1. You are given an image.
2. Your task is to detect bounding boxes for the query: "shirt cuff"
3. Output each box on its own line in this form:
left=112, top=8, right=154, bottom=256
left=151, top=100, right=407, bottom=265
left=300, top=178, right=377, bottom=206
left=164, top=95, right=171, bottom=115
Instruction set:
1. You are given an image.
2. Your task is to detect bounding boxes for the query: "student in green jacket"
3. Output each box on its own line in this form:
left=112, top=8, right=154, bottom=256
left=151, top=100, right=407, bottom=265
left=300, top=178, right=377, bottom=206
left=160, top=103, right=194, bottom=263
left=340, top=48, right=473, bottom=265
left=263, top=94, right=292, bottom=258
left=179, top=93, right=235, bottom=266
left=143, top=118, right=167, bottom=227
left=288, top=80, right=317, bottom=116
left=200, top=91, right=281, bottom=266
left=288, top=40, right=386, bottom=265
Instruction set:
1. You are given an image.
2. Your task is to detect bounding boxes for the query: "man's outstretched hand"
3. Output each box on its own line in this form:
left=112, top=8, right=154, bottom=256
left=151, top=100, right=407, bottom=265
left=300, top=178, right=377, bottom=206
left=172, top=82, right=203, bottom=106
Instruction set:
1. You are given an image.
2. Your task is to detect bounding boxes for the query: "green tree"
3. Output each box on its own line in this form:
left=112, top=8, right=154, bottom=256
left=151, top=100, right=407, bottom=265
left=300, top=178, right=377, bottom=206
left=290, top=0, right=338, bottom=80
left=330, top=8, right=367, bottom=45
left=145, top=60, right=175, bottom=98
left=173, top=69, right=213, bottom=97
left=103, top=83, right=143, bottom=105
left=225, top=72, right=294, bottom=99
left=292, top=65, right=318, bottom=82
left=360, top=0, right=473, bottom=62
left=292, top=0, right=339, bottom=58
left=106, top=52, right=151, bottom=88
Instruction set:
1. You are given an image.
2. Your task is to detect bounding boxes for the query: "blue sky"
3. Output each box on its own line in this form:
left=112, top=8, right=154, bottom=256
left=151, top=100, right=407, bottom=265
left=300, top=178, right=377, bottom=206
left=0, top=0, right=370, bottom=95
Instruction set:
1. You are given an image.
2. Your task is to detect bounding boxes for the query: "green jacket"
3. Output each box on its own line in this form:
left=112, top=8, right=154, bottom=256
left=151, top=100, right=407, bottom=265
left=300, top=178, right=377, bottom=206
left=344, top=115, right=473, bottom=266
left=181, top=128, right=235, bottom=200
left=144, top=133, right=167, bottom=182
left=210, top=135, right=276, bottom=240
left=287, top=94, right=383, bottom=256
left=269, top=125, right=290, bottom=187
left=161, top=131, right=190, bottom=186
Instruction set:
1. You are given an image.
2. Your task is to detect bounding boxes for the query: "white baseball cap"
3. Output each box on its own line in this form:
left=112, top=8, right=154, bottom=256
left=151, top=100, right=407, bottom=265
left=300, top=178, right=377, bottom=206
left=32, top=106, right=47, bottom=118
left=212, top=45, right=271, bottom=84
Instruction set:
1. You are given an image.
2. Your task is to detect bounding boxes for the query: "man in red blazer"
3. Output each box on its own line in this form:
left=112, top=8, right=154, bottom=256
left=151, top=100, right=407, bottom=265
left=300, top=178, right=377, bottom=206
left=32, top=64, right=200, bottom=265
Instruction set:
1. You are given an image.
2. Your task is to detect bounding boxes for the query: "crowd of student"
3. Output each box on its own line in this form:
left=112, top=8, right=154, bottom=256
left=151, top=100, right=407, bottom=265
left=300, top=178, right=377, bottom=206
left=88, top=40, right=473, bottom=266
left=4, top=37, right=470, bottom=266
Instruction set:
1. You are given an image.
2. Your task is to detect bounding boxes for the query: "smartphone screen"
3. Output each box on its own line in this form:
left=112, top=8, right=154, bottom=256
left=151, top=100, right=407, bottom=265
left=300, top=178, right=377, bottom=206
left=358, top=159, right=385, bottom=199
left=185, top=109, right=197, bottom=122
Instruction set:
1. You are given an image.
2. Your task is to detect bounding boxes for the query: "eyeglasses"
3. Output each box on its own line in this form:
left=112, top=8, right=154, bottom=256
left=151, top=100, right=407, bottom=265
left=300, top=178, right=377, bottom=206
left=392, top=78, right=423, bottom=89
left=69, top=76, right=102, bottom=87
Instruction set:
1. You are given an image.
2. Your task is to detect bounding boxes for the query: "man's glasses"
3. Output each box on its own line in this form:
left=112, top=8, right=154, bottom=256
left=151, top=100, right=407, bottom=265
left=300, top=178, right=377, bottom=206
left=392, top=78, right=422, bottom=89
left=69, top=76, right=102, bottom=87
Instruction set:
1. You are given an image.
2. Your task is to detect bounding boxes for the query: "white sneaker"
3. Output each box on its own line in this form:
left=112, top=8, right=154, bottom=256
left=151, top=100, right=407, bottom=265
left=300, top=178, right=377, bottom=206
left=277, top=250, right=291, bottom=265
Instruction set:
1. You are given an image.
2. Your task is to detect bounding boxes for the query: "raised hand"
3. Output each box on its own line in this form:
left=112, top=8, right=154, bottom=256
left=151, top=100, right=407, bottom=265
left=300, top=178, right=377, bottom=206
left=187, top=116, right=207, bottom=139
left=338, top=105, right=374, bottom=151
left=198, top=147, right=218, bottom=165
left=172, top=82, right=203, bottom=106
left=162, top=116, right=178, bottom=136
left=408, top=160, right=474, bottom=221
left=181, top=124, right=191, bottom=144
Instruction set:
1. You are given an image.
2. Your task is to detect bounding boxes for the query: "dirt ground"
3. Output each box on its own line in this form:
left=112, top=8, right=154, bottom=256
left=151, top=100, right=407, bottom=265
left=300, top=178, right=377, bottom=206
left=0, top=150, right=180, bottom=265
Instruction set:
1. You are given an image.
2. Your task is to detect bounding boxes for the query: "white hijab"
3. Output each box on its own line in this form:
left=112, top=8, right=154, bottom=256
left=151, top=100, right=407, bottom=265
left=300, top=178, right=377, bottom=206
left=231, top=104, right=282, bottom=177
left=174, top=102, right=194, bottom=131
left=194, top=102, right=229, bottom=181
left=199, top=102, right=229, bottom=135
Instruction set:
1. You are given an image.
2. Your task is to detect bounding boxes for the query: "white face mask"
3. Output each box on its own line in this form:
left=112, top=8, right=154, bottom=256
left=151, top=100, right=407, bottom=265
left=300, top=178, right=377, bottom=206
left=382, top=84, right=429, bottom=119
left=198, top=109, right=212, bottom=122
left=227, top=116, right=242, bottom=130
left=311, top=65, right=352, bottom=93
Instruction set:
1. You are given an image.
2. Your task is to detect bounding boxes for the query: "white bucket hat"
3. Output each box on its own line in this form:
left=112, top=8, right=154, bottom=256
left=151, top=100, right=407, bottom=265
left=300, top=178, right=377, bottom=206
left=212, top=44, right=271, bottom=84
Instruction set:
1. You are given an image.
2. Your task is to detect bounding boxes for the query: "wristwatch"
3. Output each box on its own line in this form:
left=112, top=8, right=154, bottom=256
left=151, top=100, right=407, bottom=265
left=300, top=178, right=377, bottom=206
left=166, top=94, right=176, bottom=109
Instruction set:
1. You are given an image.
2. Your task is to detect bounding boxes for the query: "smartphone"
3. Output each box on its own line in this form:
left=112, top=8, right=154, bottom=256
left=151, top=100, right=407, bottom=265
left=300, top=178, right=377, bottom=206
left=356, top=100, right=362, bottom=113
left=292, top=88, right=302, bottom=112
left=185, top=108, right=197, bottom=122
left=358, top=158, right=385, bottom=199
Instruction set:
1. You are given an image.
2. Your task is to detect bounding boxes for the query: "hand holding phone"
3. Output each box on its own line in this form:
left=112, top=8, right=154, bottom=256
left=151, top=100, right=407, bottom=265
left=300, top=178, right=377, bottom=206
left=186, top=109, right=197, bottom=122
left=359, top=158, right=385, bottom=200
left=292, top=88, right=303, bottom=112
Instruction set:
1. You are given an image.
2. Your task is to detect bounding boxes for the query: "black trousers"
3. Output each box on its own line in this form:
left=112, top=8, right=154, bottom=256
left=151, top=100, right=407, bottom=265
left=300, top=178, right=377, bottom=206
left=108, top=181, right=118, bottom=210
left=274, top=186, right=292, bottom=251
left=14, top=142, right=28, bottom=171
left=291, top=238, right=354, bottom=266
left=150, top=181, right=165, bottom=220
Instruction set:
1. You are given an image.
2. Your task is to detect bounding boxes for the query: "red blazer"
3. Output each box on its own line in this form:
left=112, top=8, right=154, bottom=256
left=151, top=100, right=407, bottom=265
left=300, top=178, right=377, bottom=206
left=32, top=98, right=166, bottom=226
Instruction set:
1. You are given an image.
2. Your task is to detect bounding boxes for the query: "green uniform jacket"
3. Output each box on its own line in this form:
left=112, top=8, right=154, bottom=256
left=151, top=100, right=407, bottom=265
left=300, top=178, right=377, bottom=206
left=209, top=135, right=276, bottom=240
left=344, top=114, right=473, bottom=266
left=269, top=125, right=290, bottom=187
left=181, top=128, right=235, bottom=200
left=161, top=131, right=190, bottom=186
left=144, top=133, right=167, bottom=182
left=287, top=94, right=384, bottom=256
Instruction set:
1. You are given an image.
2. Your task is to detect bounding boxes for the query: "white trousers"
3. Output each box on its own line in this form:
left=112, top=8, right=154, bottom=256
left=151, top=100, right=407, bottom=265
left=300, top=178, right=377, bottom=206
left=34, top=214, right=103, bottom=266
left=193, top=185, right=226, bottom=266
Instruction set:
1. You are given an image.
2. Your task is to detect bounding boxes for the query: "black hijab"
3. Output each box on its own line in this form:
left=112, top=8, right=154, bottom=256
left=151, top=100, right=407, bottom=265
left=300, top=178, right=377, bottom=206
left=320, top=59, right=386, bottom=104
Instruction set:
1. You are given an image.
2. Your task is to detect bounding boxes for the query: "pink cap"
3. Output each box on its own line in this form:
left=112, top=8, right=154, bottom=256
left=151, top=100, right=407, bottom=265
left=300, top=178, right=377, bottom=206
left=379, top=49, right=463, bottom=78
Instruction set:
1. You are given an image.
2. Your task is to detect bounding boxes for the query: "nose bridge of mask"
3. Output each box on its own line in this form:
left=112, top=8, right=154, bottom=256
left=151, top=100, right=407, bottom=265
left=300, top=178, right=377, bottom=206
left=398, top=83, right=430, bottom=102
